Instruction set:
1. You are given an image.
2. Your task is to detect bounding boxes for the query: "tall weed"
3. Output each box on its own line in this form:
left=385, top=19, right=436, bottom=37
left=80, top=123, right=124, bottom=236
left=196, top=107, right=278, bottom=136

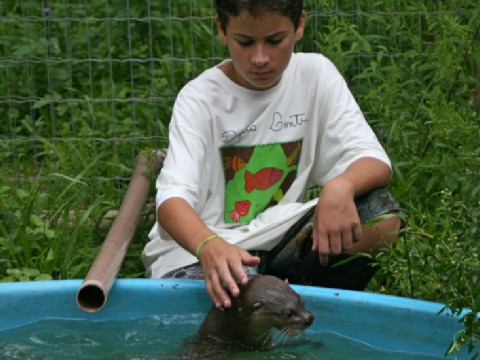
left=313, top=2, right=480, bottom=356
left=0, top=0, right=479, bottom=356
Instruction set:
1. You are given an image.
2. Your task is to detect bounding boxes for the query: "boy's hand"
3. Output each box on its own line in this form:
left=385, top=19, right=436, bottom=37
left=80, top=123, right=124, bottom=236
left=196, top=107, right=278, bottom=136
left=197, top=238, right=260, bottom=308
left=311, top=178, right=362, bottom=265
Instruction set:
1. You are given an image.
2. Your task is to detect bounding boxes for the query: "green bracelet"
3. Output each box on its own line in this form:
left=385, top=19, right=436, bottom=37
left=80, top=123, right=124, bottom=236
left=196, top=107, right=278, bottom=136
left=195, top=234, right=219, bottom=258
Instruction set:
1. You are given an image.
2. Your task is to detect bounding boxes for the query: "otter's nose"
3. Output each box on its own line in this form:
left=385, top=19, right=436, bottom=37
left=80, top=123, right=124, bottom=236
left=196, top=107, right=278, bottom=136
left=304, top=311, right=314, bottom=326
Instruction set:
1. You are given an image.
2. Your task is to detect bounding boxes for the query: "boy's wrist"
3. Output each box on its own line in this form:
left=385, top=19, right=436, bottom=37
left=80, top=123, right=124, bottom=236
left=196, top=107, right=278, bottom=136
left=195, top=234, right=220, bottom=258
left=324, top=176, right=356, bottom=198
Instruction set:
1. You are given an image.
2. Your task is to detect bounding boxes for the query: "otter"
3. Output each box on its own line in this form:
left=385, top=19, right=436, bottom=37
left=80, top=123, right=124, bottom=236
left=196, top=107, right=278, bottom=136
left=198, top=274, right=315, bottom=351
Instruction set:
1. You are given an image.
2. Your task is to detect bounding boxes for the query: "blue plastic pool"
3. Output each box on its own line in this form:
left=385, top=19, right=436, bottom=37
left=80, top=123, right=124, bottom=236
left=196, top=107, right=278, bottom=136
left=0, top=279, right=474, bottom=359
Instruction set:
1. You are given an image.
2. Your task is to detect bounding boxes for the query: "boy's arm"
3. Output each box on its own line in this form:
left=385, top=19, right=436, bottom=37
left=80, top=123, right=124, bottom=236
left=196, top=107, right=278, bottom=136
left=311, top=157, right=392, bottom=265
left=158, top=197, right=260, bottom=308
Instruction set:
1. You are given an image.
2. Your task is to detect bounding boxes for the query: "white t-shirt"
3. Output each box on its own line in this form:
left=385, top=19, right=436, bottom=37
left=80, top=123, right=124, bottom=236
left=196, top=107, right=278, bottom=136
left=142, top=52, right=391, bottom=277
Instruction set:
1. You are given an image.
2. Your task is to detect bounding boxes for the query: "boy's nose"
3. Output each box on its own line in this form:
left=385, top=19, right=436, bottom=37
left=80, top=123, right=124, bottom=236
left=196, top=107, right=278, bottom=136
left=251, top=44, right=269, bottom=67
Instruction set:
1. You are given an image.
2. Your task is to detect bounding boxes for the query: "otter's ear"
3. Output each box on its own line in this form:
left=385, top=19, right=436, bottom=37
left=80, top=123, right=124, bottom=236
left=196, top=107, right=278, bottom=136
left=252, top=302, right=263, bottom=312
left=285, top=278, right=289, bottom=284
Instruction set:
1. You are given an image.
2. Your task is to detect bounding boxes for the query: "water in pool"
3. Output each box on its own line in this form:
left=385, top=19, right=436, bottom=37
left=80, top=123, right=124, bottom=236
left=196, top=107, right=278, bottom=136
left=0, top=315, right=445, bottom=359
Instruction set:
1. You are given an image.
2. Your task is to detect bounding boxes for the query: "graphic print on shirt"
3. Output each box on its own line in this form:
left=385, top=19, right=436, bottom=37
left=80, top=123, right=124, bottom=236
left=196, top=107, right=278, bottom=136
left=221, top=140, right=303, bottom=224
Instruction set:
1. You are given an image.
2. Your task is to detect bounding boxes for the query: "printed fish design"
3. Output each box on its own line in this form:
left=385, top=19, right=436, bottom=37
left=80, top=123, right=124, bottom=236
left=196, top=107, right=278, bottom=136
left=230, top=200, right=251, bottom=222
left=224, top=155, right=246, bottom=172
left=244, top=168, right=284, bottom=193
left=273, top=188, right=284, bottom=203
left=286, top=142, right=302, bottom=166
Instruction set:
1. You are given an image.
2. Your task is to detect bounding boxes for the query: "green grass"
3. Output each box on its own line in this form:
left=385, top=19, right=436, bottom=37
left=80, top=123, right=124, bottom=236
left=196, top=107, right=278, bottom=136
left=0, top=0, right=479, bottom=357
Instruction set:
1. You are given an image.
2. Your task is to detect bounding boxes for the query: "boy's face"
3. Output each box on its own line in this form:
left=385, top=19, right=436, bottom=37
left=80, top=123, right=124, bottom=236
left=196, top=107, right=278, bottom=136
left=216, top=10, right=306, bottom=91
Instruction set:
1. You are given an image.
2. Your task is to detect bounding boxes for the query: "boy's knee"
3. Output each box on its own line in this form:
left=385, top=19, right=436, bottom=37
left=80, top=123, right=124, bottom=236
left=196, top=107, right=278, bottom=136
left=354, top=213, right=403, bottom=254
left=375, top=214, right=403, bottom=245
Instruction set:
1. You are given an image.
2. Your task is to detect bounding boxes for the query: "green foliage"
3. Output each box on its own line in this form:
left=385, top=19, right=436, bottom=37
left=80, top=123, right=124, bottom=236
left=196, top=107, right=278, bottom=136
left=0, top=0, right=479, bottom=357
left=0, top=160, right=111, bottom=280
left=312, top=2, right=480, bottom=357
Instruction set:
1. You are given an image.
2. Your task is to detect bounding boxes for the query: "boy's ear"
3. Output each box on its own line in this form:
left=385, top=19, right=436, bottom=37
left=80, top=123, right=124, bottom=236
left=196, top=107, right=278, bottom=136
left=294, top=10, right=307, bottom=41
left=215, top=15, right=228, bottom=44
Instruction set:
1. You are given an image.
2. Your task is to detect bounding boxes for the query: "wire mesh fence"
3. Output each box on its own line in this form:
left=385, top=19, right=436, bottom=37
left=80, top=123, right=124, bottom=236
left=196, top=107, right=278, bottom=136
left=0, top=0, right=477, bottom=187
left=2, top=3, right=479, bottom=351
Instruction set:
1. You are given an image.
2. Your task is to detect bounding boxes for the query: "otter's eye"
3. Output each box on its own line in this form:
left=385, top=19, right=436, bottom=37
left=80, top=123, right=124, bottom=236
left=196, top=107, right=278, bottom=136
left=285, top=308, right=295, bottom=317
left=252, top=302, right=263, bottom=311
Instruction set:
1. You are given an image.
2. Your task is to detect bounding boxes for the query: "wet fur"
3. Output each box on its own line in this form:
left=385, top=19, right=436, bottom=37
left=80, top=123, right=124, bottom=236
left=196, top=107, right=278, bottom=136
left=198, top=275, right=314, bottom=351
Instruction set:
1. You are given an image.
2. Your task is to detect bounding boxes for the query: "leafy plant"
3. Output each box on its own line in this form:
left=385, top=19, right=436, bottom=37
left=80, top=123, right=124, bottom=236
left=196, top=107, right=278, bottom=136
left=0, top=0, right=479, bottom=357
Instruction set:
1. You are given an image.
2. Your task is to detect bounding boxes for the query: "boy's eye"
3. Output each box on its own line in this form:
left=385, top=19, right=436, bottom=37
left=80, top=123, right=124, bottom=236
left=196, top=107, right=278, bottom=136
left=267, top=38, right=283, bottom=45
left=236, top=38, right=283, bottom=47
left=237, top=40, right=254, bottom=47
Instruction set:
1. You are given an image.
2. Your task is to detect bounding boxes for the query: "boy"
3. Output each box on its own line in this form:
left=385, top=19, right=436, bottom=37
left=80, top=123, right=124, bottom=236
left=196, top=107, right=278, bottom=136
left=142, top=0, right=402, bottom=309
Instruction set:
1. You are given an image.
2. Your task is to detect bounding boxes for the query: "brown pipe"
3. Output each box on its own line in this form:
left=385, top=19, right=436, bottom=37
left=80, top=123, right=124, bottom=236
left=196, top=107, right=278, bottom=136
left=76, top=150, right=166, bottom=312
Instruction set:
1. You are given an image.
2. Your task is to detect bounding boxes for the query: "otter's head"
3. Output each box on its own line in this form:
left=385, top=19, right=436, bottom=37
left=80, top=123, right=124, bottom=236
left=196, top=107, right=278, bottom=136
left=241, top=275, right=314, bottom=336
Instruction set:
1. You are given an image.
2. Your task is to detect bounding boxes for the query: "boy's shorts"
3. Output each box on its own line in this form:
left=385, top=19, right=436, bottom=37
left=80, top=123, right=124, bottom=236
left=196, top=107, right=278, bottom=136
left=161, top=188, right=401, bottom=290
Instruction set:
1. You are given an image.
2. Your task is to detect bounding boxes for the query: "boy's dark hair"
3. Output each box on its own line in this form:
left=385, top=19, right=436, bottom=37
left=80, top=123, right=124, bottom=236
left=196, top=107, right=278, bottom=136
left=215, top=0, right=304, bottom=32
